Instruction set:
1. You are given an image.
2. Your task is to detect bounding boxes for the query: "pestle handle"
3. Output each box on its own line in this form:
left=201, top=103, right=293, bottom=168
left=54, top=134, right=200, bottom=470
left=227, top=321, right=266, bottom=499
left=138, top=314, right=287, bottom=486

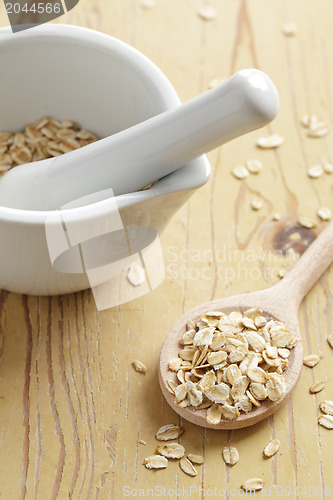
left=0, top=69, right=279, bottom=210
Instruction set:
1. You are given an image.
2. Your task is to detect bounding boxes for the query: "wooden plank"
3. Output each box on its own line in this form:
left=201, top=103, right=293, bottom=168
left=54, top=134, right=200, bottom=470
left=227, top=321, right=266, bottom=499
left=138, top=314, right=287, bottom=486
left=0, top=1, right=333, bottom=498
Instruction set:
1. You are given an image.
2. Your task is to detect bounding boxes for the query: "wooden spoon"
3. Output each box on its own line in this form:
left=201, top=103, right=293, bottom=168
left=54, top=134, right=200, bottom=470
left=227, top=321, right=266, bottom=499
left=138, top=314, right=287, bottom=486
left=159, top=220, right=333, bottom=429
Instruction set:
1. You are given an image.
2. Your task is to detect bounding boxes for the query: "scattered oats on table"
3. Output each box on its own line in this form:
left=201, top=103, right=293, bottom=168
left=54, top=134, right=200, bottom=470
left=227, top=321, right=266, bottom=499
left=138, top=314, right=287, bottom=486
left=187, top=454, right=204, bottom=465
left=307, top=164, right=324, bottom=178
left=140, top=0, right=155, bottom=9
left=257, top=134, right=284, bottom=149
left=309, top=380, right=325, bottom=394
left=179, top=457, right=197, bottom=476
left=319, top=400, right=333, bottom=416
left=323, top=162, right=333, bottom=174
left=273, top=213, right=281, bottom=221
left=241, top=478, right=264, bottom=492
left=222, top=445, right=239, bottom=465
left=318, top=415, right=333, bottom=429
left=197, top=6, right=217, bottom=21
left=263, top=438, right=280, bottom=457
left=307, top=123, right=330, bottom=138
left=143, top=455, right=168, bottom=469
left=282, top=22, right=298, bottom=36
left=317, top=207, right=331, bottom=221
left=156, top=443, right=185, bottom=459
left=301, top=115, right=330, bottom=137
left=166, top=308, right=298, bottom=425
left=303, top=354, right=320, bottom=367
left=155, top=424, right=184, bottom=441
left=251, top=197, right=263, bottom=211
left=246, top=159, right=263, bottom=174
left=301, top=115, right=318, bottom=128
left=208, top=76, right=225, bottom=89
left=297, top=216, right=317, bottom=229
left=132, top=359, right=147, bottom=374
left=231, top=165, right=249, bottom=180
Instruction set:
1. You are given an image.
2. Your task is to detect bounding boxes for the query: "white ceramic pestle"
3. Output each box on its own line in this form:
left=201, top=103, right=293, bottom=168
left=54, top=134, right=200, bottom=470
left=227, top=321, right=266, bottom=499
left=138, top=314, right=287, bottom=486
left=0, top=69, right=279, bottom=211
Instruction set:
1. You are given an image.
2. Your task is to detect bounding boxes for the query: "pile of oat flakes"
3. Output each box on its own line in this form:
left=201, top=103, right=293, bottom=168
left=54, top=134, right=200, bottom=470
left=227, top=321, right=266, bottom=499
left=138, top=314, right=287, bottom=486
left=165, top=308, right=298, bottom=425
left=0, top=117, right=98, bottom=173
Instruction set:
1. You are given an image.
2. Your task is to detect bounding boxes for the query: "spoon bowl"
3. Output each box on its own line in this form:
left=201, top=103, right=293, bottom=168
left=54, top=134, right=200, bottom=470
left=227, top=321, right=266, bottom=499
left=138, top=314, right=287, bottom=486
left=159, top=287, right=302, bottom=429
left=159, top=220, right=333, bottom=429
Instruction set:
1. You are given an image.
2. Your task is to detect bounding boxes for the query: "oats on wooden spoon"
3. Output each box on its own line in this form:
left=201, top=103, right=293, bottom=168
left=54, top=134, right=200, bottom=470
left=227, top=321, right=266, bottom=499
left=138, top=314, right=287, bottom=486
left=159, top=221, right=333, bottom=429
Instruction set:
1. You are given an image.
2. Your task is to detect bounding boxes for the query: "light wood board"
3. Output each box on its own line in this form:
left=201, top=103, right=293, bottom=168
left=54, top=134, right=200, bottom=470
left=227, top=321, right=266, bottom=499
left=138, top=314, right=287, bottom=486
left=1, top=1, right=333, bottom=498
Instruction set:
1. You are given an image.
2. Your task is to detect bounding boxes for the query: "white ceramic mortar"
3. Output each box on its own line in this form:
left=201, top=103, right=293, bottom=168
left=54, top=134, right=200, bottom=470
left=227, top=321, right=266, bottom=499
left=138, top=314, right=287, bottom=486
left=0, top=24, right=211, bottom=295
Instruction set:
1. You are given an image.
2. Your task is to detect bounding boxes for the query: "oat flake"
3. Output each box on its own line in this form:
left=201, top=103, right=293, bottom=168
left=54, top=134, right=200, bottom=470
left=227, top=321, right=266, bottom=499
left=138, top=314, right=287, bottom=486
left=132, top=360, right=147, bottom=374
left=257, top=134, right=284, bottom=149
left=241, top=478, right=264, bottom=491
left=165, top=379, right=178, bottom=395
left=309, top=380, right=325, bottom=394
left=317, top=207, right=331, bottom=221
left=297, top=216, right=317, bottom=229
left=246, top=159, right=263, bottom=174
left=143, top=455, right=168, bottom=469
left=155, top=424, right=184, bottom=441
left=222, top=445, right=239, bottom=465
left=232, top=165, right=249, bottom=180
left=127, top=263, right=145, bottom=286
left=282, top=22, right=297, bottom=36
left=179, top=457, right=197, bottom=476
left=318, top=415, right=333, bottom=429
left=208, top=76, right=225, bottom=89
left=251, top=197, right=263, bottom=211
left=307, top=126, right=330, bottom=138
left=156, top=443, right=185, bottom=459
left=323, top=162, right=333, bottom=174
left=197, top=6, right=217, bottom=21
left=187, top=454, right=204, bottom=464
left=301, top=115, right=318, bottom=128
left=263, top=439, right=280, bottom=457
left=307, top=164, right=324, bottom=178
left=319, top=400, right=333, bottom=416
left=140, top=0, right=155, bottom=9
left=303, top=354, right=320, bottom=367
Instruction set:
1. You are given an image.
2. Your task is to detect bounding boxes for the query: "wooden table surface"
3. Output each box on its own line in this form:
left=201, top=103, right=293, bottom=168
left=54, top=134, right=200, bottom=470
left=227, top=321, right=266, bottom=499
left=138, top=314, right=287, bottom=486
left=1, top=1, right=333, bottom=499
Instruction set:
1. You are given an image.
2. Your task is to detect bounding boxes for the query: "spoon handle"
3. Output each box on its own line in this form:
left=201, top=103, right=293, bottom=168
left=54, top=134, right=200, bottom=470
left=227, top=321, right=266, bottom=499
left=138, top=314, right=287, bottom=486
left=276, top=220, right=333, bottom=308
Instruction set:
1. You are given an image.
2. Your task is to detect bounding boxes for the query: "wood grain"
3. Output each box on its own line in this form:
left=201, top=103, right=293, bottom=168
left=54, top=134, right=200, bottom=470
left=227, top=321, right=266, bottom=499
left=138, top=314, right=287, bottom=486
left=1, top=0, right=333, bottom=498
